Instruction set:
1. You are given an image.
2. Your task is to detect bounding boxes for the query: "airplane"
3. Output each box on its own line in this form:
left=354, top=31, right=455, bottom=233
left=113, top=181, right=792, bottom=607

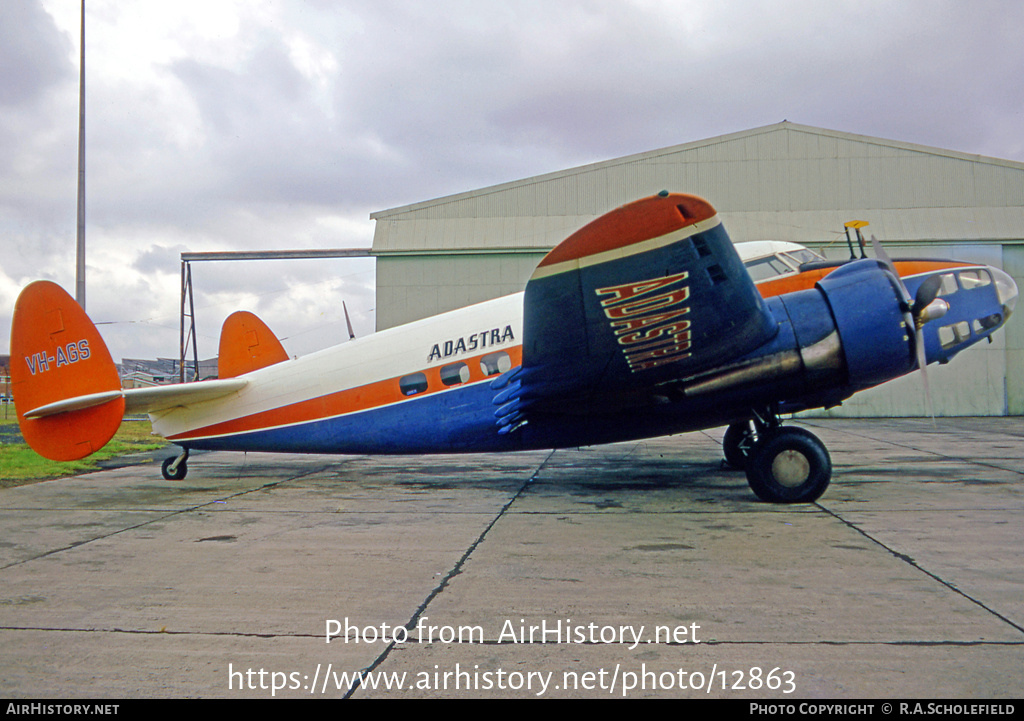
left=9, top=191, right=1018, bottom=503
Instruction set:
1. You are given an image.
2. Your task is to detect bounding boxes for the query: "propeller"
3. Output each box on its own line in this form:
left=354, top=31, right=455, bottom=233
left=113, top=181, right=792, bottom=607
left=869, top=235, right=949, bottom=418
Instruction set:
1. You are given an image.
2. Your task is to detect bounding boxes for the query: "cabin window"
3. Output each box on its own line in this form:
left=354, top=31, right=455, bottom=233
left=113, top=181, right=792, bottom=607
left=440, top=362, right=470, bottom=386
left=480, top=351, right=512, bottom=376
left=957, top=269, right=991, bottom=290
left=938, top=321, right=971, bottom=349
left=399, top=372, right=428, bottom=396
left=938, top=273, right=959, bottom=297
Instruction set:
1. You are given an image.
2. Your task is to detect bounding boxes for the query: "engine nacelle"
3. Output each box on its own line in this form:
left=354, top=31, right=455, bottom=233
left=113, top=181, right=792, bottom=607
left=814, top=260, right=915, bottom=391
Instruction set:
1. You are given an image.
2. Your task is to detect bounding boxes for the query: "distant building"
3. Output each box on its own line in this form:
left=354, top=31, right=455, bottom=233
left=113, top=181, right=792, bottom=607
left=0, top=355, right=10, bottom=407
left=120, top=357, right=219, bottom=387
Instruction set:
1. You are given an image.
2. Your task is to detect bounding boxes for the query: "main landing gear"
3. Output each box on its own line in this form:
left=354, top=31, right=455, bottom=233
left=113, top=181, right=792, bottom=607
left=161, top=448, right=189, bottom=481
left=722, top=411, right=831, bottom=504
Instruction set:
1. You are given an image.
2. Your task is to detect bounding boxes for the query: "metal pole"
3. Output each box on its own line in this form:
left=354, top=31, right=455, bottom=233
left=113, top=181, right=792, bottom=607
left=179, top=261, right=186, bottom=383
left=75, top=0, right=86, bottom=309
left=186, top=264, right=199, bottom=381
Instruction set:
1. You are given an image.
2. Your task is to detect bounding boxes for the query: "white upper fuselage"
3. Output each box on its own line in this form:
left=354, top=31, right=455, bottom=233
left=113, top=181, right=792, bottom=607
left=151, top=292, right=525, bottom=444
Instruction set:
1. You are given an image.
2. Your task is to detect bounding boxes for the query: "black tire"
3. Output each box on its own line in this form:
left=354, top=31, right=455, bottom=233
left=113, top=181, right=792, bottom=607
left=162, top=456, right=188, bottom=481
left=745, top=427, right=831, bottom=503
left=722, top=421, right=756, bottom=470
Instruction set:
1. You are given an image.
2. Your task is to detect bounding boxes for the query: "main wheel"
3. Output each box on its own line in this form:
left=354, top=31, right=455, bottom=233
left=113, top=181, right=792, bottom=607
left=161, top=456, right=188, bottom=481
left=745, top=427, right=831, bottom=503
left=722, top=421, right=756, bottom=470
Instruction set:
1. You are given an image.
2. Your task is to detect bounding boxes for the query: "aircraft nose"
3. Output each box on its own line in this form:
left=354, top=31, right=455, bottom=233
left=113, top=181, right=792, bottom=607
left=991, top=266, right=1018, bottom=322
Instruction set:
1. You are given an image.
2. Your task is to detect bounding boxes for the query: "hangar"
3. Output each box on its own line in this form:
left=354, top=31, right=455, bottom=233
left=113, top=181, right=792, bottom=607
left=369, top=122, right=1024, bottom=417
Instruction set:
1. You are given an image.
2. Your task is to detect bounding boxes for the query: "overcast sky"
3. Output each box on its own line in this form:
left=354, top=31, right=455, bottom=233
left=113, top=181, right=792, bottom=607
left=3, top=0, right=1024, bottom=362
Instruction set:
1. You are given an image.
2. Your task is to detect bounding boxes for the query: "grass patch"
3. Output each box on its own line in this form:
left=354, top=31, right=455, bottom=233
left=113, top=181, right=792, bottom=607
left=0, top=417, right=169, bottom=488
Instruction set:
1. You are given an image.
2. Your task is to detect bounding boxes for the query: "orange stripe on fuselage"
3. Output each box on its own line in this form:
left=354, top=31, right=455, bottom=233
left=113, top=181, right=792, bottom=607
left=168, top=345, right=523, bottom=442
left=754, top=260, right=973, bottom=297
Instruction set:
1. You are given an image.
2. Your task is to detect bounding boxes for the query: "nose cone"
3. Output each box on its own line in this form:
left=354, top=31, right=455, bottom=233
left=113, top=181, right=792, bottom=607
left=991, top=266, right=1018, bottom=322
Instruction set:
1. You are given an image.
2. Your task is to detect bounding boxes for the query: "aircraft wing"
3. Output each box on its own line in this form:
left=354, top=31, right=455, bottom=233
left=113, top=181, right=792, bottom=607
left=494, top=192, right=778, bottom=430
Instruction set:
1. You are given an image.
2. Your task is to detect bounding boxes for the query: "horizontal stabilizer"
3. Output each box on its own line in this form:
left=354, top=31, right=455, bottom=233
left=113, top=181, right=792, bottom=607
left=124, top=378, right=248, bottom=414
left=22, top=378, right=249, bottom=420
left=23, top=390, right=125, bottom=419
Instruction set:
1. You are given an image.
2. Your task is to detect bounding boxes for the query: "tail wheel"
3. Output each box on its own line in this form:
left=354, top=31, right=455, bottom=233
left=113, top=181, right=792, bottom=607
left=722, top=421, right=756, bottom=470
left=161, top=450, right=189, bottom=481
left=745, top=427, right=831, bottom=503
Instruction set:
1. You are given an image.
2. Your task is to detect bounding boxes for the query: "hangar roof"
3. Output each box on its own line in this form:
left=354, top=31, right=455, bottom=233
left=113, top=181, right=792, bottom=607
left=370, top=121, right=1024, bottom=254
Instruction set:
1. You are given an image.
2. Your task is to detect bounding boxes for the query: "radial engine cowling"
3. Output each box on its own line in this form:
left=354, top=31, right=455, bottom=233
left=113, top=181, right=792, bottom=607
left=814, top=259, right=915, bottom=391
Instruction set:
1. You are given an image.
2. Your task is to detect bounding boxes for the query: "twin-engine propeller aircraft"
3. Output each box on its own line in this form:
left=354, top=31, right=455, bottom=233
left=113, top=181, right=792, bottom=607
left=10, top=192, right=1018, bottom=503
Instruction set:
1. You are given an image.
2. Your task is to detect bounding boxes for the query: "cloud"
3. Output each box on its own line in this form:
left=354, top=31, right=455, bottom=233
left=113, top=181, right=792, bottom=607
left=0, top=1, right=72, bottom=107
left=4, top=0, right=1024, bottom=359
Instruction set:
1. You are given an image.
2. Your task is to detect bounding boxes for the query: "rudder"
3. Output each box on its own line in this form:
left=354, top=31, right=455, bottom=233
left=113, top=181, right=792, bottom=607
left=10, top=281, right=124, bottom=461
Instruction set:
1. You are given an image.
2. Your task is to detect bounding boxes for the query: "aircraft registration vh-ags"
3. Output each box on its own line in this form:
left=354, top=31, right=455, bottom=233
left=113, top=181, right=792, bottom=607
left=9, top=192, right=1019, bottom=503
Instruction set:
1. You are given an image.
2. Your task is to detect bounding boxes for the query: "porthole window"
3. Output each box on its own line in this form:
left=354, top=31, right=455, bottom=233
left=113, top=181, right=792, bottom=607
left=480, top=351, right=512, bottom=376
left=399, top=372, right=428, bottom=396
left=958, top=269, right=991, bottom=290
left=440, top=362, right=470, bottom=386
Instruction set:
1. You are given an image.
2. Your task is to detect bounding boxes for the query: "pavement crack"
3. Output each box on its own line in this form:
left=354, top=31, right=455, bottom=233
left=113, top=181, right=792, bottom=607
left=342, top=450, right=557, bottom=699
left=817, top=503, right=1024, bottom=636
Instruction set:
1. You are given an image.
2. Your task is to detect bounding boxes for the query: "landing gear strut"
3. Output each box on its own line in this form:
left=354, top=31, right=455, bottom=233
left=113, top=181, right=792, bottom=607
left=725, top=410, right=831, bottom=503
left=161, top=448, right=189, bottom=481
left=722, top=420, right=757, bottom=470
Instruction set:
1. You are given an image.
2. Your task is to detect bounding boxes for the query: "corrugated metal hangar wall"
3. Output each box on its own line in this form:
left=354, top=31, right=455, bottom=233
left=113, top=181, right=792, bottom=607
left=370, top=122, right=1024, bottom=417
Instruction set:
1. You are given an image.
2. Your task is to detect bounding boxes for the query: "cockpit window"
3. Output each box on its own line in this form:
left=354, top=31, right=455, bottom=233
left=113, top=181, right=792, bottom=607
left=781, top=249, right=826, bottom=266
left=745, top=256, right=794, bottom=282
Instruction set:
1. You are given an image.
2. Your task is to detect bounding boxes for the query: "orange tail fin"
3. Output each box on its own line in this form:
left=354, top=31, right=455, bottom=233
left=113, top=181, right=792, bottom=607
left=218, top=311, right=289, bottom=378
left=10, top=281, right=124, bottom=461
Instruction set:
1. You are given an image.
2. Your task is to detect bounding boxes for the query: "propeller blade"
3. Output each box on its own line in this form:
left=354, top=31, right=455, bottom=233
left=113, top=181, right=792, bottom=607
left=870, top=234, right=897, bottom=278
left=870, top=235, right=911, bottom=306
left=871, top=234, right=936, bottom=420
left=916, top=326, right=936, bottom=420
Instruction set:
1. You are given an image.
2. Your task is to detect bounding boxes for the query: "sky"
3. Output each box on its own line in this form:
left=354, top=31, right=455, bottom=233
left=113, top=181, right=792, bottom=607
left=2, top=0, right=1024, bottom=362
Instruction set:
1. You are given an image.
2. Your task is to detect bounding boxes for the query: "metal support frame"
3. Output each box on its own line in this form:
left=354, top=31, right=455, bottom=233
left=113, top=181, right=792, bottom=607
left=179, top=261, right=200, bottom=383
left=178, top=248, right=373, bottom=383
